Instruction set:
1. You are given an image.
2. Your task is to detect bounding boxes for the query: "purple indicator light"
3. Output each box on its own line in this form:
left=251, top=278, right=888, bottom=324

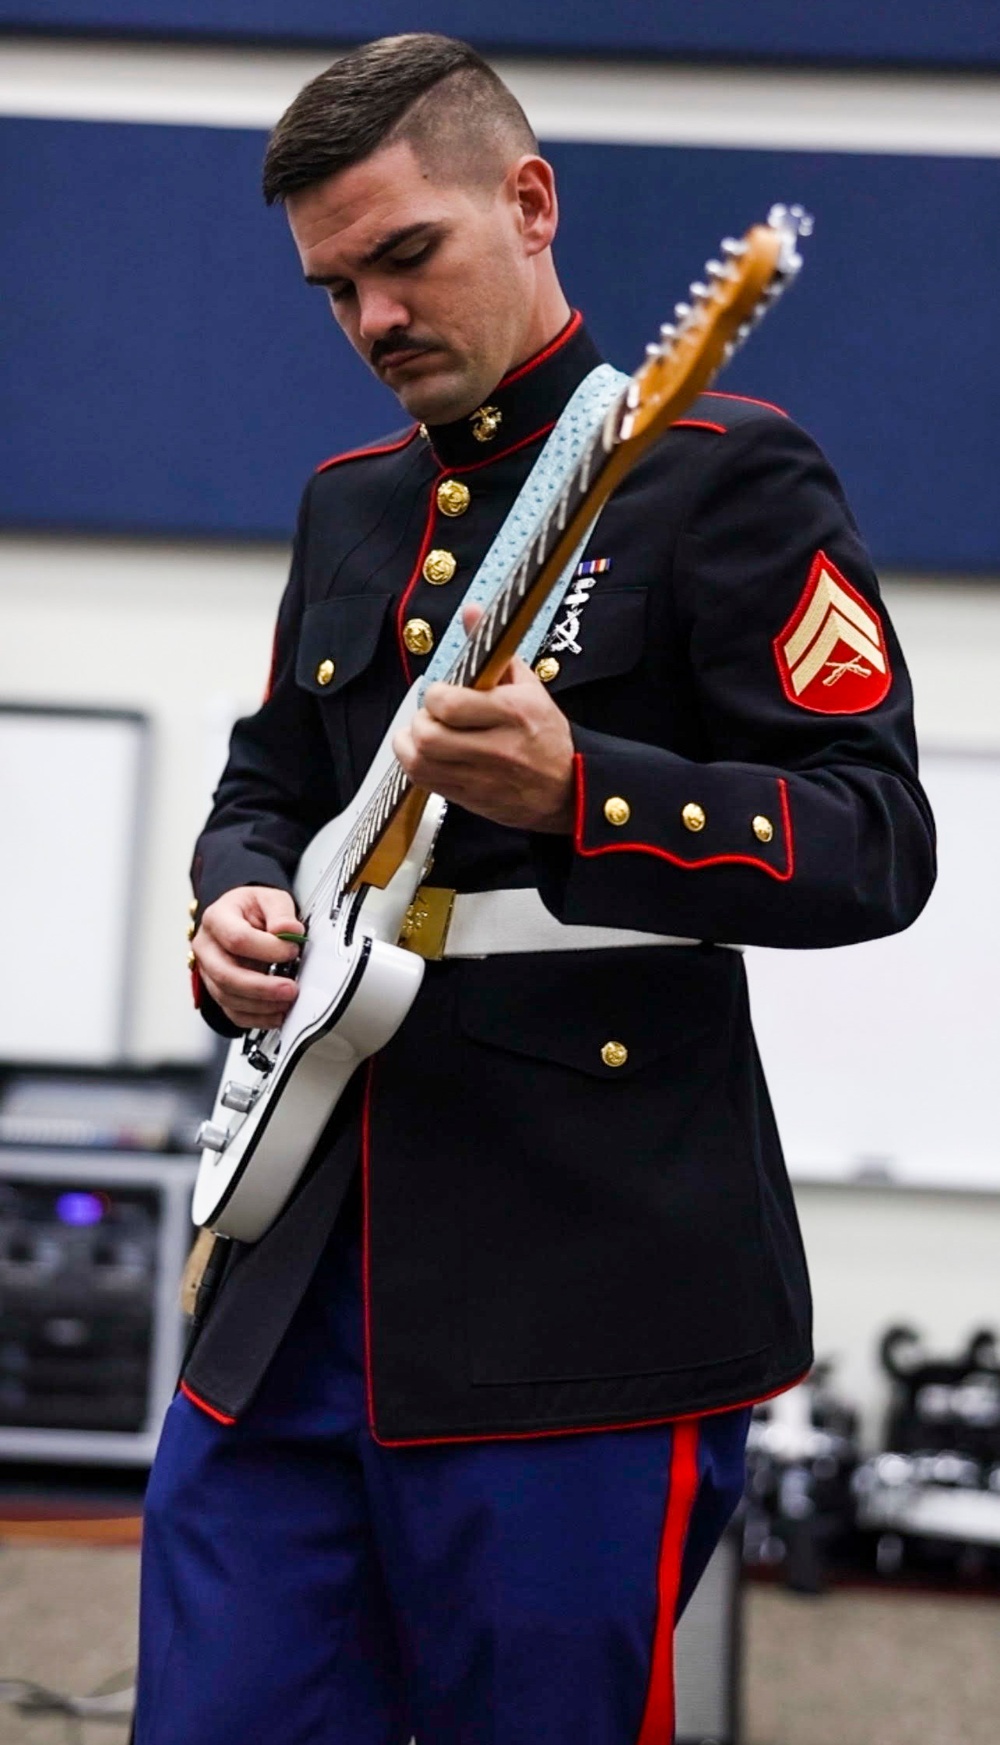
left=55, top=1192, right=105, bottom=1227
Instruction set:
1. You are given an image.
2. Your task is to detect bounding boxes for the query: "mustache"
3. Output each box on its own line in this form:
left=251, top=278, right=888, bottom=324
left=370, top=332, right=436, bottom=370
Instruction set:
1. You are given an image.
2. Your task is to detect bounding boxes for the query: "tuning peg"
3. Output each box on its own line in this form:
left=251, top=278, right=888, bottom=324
left=704, top=260, right=726, bottom=278
left=721, top=237, right=747, bottom=257
left=645, top=342, right=661, bottom=359
left=689, top=281, right=710, bottom=300
left=674, top=301, right=692, bottom=321
left=659, top=322, right=677, bottom=341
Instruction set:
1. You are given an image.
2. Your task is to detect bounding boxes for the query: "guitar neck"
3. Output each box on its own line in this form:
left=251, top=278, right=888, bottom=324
left=344, top=205, right=812, bottom=892
left=348, top=387, right=629, bottom=891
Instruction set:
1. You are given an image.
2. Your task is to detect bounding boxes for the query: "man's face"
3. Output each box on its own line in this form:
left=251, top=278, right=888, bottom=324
left=286, top=140, right=536, bottom=425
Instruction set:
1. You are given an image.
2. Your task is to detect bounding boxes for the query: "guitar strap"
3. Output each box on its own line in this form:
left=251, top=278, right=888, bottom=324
left=415, top=361, right=630, bottom=697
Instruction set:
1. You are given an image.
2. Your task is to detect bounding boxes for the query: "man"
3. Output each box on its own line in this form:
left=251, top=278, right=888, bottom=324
left=137, top=33, right=935, bottom=1745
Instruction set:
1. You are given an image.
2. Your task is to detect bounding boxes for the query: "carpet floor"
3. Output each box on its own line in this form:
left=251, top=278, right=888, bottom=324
left=0, top=1541, right=997, bottom=1743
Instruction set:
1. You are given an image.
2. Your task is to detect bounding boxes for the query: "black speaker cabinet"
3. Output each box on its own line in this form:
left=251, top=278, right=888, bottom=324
left=0, top=1149, right=196, bottom=1464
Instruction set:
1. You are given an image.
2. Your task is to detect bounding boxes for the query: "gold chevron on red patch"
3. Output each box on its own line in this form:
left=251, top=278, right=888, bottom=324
left=774, top=551, right=892, bottom=715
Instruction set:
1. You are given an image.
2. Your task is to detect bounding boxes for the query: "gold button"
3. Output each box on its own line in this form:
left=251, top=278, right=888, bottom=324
left=436, top=479, right=471, bottom=517
left=604, top=796, right=631, bottom=827
left=535, top=656, right=560, bottom=684
left=186, top=921, right=196, bottom=941
left=186, top=950, right=197, bottom=971
left=752, top=814, right=774, bottom=844
left=188, top=898, right=198, bottom=916
left=423, top=549, right=457, bottom=586
left=403, top=617, right=434, bottom=656
left=681, top=802, right=706, bottom=833
left=601, top=1040, right=629, bottom=1068
left=316, top=658, right=336, bottom=686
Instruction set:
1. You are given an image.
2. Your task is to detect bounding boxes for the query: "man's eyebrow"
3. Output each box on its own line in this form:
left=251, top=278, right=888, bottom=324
left=305, top=222, right=440, bottom=286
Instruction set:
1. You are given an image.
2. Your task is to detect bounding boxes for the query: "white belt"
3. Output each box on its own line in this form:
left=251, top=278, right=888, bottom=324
left=397, top=884, right=743, bottom=961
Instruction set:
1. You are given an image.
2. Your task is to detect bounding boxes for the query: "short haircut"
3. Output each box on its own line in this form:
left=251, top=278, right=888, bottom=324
left=262, top=33, right=538, bottom=206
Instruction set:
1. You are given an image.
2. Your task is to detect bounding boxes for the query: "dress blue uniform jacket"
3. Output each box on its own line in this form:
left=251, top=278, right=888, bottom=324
left=183, top=313, right=936, bottom=1442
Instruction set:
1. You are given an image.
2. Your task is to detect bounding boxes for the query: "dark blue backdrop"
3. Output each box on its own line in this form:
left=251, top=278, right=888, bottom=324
left=2, top=116, right=996, bottom=569
left=2, top=0, right=998, bottom=65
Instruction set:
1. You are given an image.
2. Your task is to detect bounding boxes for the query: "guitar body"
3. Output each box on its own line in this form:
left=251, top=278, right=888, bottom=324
left=191, top=683, right=444, bottom=1241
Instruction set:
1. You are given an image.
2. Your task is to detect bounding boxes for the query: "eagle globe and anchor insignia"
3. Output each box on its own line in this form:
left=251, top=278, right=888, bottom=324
left=774, top=551, right=892, bottom=714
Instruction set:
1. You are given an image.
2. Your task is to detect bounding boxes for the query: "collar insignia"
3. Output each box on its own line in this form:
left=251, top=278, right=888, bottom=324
left=542, top=559, right=612, bottom=658
left=774, top=551, right=892, bottom=715
left=470, top=404, right=503, bottom=443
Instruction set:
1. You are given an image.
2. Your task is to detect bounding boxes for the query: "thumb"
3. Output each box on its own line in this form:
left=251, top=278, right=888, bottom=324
left=253, top=887, right=304, bottom=940
left=501, top=653, right=538, bottom=687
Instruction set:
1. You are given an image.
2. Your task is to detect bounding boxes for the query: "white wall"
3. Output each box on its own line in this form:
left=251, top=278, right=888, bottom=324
left=3, top=543, right=1000, bottom=1443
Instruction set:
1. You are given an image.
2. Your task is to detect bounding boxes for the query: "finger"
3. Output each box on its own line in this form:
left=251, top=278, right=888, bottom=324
left=204, top=907, right=300, bottom=966
left=199, top=968, right=296, bottom=1031
left=196, top=936, right=300, bottom=1006
left=252, top=887, right=303, bottom=939
left=461, top=602, right=484, bottom=634
left=423, top=683, right=514, bottom=729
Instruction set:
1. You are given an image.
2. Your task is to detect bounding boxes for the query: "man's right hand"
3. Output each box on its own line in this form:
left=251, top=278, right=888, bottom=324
left=194, top=886, right=304, bottom=1031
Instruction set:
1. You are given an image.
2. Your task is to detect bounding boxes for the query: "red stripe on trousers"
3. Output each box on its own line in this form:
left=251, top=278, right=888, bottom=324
left=636, top=1420, right=701, bottom=1744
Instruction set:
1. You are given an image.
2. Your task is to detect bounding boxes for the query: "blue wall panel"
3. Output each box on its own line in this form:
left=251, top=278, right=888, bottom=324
left=2, top=116, right=997, bottom=569
left=2, top=0, right=999, bottom=66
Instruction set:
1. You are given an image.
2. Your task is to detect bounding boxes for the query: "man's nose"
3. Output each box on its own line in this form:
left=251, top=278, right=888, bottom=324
left=356, top=286, right=410, bottom=343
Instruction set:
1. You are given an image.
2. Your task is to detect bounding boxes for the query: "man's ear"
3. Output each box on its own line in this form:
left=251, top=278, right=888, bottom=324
left=510, top=155, right=559, bottom=256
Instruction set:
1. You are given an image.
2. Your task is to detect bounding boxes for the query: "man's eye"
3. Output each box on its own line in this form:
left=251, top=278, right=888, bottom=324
left=392, top=245, right=432, bottom=270
left=327, top=284, right=353, bottom=304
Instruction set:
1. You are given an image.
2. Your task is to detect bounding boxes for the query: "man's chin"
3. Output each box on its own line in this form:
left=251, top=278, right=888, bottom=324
left=387, top=363, right=486, bottom=427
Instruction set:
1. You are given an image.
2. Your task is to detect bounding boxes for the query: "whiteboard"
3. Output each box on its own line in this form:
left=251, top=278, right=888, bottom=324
left=747, top=750, right=1000, bottom=1193
left=0, top=706, right=147, bottom=1064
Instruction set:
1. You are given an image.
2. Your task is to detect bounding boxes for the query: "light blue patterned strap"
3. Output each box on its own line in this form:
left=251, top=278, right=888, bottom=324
left=417, top=362, right=630, bottom=698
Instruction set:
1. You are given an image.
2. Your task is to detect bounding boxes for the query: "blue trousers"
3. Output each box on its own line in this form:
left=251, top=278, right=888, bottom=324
left=137, top=1193, right=749, bottom=1744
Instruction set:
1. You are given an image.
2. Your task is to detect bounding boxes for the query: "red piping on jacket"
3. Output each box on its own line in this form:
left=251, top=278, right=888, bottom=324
left=572, top=754, right=795, bottom=884
left=637, top=1422, right=701, bottom=1745
left=701, top=390, right=789, bottom=419
left=670, top=419, right=727, bottom=434
left=180, top=1381, right=237, bottom=1426
left=314, top=426, right=421, bottom=475
left=395, top=420, right=557, bottom=683
left=495, top=309, right=583, bottom=391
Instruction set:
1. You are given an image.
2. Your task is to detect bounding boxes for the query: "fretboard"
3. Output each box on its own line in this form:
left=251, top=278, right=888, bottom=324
left=327, top=386, right=626, bottom=905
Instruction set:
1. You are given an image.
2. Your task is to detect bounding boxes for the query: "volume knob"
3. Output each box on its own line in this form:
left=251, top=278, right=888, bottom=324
left=220, top=1081, right=256, bottom=1114
left=196, top=1121, right=230, bottom=1153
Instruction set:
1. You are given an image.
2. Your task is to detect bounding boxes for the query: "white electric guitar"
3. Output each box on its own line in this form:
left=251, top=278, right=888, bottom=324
left=192, top=205, right=812, bottom=1241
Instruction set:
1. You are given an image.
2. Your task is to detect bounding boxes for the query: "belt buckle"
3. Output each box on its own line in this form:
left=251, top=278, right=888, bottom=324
left=397, top=885, right=456, bottom=961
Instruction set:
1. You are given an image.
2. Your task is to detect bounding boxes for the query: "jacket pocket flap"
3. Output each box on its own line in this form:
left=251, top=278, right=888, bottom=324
left=456, top=942, right=730, bottom=1079
left=296, top=593, right=392, bottom=696
left=544, top=587, right=648, bottom=693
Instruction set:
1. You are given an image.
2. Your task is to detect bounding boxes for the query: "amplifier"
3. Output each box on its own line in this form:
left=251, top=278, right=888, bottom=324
left=674, top=1522, right=744, bottom=1745
left=0, top=1149, right=197, bottom=1464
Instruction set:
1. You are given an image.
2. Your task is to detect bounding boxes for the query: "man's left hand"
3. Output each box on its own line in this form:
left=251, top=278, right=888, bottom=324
left=393, top=610, right=574, bottom=833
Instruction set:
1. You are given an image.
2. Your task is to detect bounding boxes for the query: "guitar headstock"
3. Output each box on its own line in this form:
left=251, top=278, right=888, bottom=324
left=617, top=204, right=813, bottom=450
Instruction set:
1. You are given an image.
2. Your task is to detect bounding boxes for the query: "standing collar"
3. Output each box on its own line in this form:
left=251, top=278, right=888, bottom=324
left=422, top=312, right=602, bottom=471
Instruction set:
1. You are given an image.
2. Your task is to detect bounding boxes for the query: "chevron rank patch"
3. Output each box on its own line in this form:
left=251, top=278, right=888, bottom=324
left=774, top=551, right=892, bottom=714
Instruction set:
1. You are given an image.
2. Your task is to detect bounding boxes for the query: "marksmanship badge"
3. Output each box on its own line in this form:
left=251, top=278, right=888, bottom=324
left=542, top=558, right=612, bottom=657
left=774, top=551, right=892, bottom=714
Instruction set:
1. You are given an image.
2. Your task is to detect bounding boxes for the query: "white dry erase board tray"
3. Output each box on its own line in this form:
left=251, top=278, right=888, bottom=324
left=0, top=705, right=148, bottom=1065
left=747, top=749, right=1000, bottom=1194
